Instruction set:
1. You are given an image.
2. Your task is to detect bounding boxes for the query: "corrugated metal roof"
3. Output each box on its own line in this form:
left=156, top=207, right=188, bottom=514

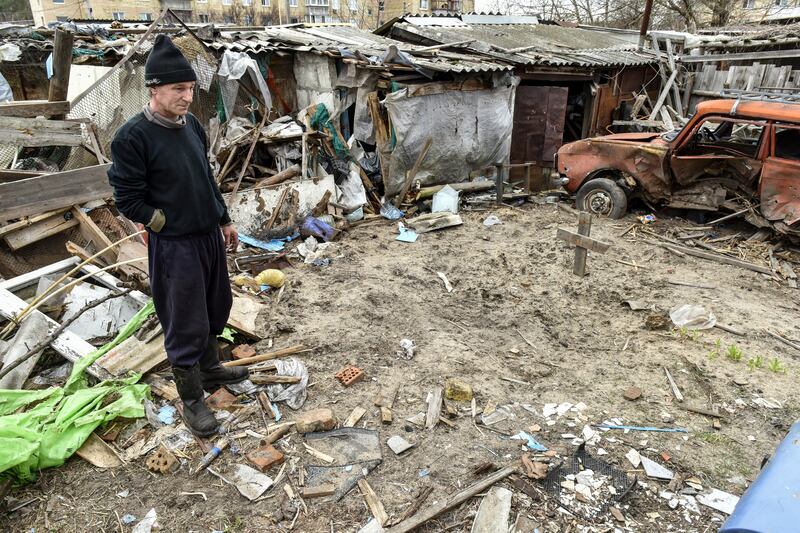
left=213, top=25, right=513, bottom=73
left=392, top=20, right=657, bottom=68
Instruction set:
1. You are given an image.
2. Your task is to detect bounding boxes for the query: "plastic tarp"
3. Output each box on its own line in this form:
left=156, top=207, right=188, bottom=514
left=0, top=301, right=155, bottom=482
left=217, top=50, right=272, bottom=121
left=382, top=75, right=519, bottom=198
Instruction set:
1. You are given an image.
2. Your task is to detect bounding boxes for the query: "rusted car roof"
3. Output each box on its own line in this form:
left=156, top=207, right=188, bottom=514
left=695, top=99, right=800, bottom=124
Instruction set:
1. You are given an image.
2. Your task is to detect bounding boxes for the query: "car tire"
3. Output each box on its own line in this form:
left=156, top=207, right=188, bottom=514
left=575, top=178, right=628, bottom=219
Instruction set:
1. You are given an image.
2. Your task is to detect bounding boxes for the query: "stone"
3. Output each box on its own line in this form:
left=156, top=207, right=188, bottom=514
left=623, top=386, right=642, bottom=401
left=445, top=378, right=473, bottom=402
left=295, top=408, right=337, bottom=433
left=610, top=506, right=625, bottom=522
left=247, top=444, right=285, bottom=472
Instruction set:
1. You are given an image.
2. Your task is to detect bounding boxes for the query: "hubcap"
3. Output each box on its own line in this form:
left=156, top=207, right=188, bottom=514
left=585, top=190, right=613, bottom=215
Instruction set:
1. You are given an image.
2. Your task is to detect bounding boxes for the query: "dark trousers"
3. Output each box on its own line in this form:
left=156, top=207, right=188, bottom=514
left=148, top=229, right=232, bottom=368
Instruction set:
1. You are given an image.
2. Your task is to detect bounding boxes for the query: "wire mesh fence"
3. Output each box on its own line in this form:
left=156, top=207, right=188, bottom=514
left=0, top=10, right=222, bottom=172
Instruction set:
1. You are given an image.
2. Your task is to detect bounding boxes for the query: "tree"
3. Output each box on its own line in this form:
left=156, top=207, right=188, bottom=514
left=0, top=0, right=33, bottom=22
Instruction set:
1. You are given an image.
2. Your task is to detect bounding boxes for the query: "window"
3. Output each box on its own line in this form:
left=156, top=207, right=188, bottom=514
left=349, top=0, right=357, bottom=9
left=774, top=0, right=789, bottom=6
left=332, top=0, right=339, bottom=9
left=774, top=127, right=800, bottom=161
left=52, top=0, right=64, bottom=4
left=742, top=0, right=755, bottom=7
left=196, top=0, right=207, bottom=3
left=242, top=0, right=252, bottom=6
left=290, top=0, right=297, bottom=6
left=223, top=0, right=232, bottom=5
left=420, top=0, right=428, bottom=8
left=261, top=0, right=270, bottom=6
left=198, top=13, right=210, bottom=21
left=139, top=12, right=152, bottom=20
left=244, top=14, right=253, bottom=23
left=112, top=11, right=125, bottom=20
left=56, top=15, right=69, bottom=21
left=680, top=118, right=765, bottom=158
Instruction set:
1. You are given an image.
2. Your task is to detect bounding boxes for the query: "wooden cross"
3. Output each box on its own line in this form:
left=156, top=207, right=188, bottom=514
left=556, top=212, right=611, bottom=277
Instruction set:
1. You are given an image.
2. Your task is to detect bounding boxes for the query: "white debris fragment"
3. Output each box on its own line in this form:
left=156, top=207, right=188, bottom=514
left=697, top=489, right=740, bottom=515
left=626, top=448, right=642, bottom=468
left=641, top=456, right=674, bottom=480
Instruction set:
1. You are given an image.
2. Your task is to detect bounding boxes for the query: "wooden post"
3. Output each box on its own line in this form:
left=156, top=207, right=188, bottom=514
left=574, top=212, right=591, bottom=277
left=494, top=163, right=505, bottom=206
left=48, top=28, right=74, bottom=118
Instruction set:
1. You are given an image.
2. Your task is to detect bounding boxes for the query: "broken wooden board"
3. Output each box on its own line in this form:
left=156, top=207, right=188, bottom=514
left=407, top=212, right=463, bottom=234
left=0, top=100, right=70, bottom=118
left=425, top=387, right=443, bottom=429
left=3, top=212, right=78, bottom=250
left=71, top=206, right=117, bottom=264
left=75, top=432, right=123, bottom=468
left=0, top=164, right=112, bottom=223
left=0, top=116, right=84, bottom=147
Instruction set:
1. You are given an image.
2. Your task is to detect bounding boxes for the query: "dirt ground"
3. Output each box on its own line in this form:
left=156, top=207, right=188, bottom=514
left=3, top=200, right=800, bottom=533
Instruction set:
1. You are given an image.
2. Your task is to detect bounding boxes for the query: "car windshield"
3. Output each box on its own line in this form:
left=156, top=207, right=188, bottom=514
left=661, top=126, right=684, bottom=142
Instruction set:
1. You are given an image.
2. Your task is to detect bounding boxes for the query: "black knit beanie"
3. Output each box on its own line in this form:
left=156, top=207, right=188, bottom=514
left=144, top=34, right=197, bottom=87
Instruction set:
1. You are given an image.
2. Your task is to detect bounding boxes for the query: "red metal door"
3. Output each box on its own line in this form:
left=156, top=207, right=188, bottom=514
left=760, top=124, right=800, bottom=227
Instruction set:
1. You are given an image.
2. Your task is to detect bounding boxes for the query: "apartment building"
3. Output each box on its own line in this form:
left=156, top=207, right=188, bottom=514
left=736, top=0, right=799, bottom=23
left=29, top=0, right=473, bottom=28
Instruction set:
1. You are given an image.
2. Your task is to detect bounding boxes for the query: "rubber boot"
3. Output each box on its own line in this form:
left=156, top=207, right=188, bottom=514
left=172, top=364, right=219, bottom=437
left=199, top=334, right=249, bottom=391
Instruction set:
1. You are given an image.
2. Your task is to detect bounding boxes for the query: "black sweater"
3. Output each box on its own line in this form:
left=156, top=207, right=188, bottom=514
left=107, top=112, right=231, bottom=237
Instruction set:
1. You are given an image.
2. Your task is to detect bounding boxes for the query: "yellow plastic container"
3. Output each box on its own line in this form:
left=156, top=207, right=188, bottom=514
left=255, top=269, right=285, bottom=288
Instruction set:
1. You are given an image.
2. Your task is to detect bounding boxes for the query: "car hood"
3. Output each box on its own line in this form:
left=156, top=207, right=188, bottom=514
left=595, top=132, right=664, bottom=143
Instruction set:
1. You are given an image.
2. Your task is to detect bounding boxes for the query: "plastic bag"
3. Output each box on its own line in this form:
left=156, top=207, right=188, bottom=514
left=432, top=185, right=459, bottom=214
left=266, top=358, right=309, bottom=410
left=669, top=304, right=717, bottom=330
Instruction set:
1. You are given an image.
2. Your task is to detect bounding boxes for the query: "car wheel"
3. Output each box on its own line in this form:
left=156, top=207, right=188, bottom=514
left=575, top=178, right=628, bottom=219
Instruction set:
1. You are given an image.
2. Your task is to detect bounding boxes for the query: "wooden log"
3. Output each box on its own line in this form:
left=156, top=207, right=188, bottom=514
left=254, top=164, right=301, bottom=188
left=222, top=345, right=308, bottom=367
left=48, top=28, right=73, bottom=112
left=384, top=465, right=517, bottom=533
left=0, top=116, right=84, bottom=147
left=250, top=374, right=302, bottom=385
left=415, top=181, right=495, bottom=200
left=0, top=164, right=112, bottom=223
left=264, top=423, right=294, bottom=445
left=0, top=100, right=70, bottom=118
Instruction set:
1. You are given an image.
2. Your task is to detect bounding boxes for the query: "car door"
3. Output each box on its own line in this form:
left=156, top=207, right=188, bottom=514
left=667, top=116, right=766, bottom=210
left=760, top=123, right=800, bottom=227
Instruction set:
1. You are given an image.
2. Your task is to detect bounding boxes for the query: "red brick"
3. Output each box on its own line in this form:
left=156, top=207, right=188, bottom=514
left=247, top=444, right=285, bottom=472
left=206, top=387, right=237, bottom=410
left=295, top=408, right=337, bottom=433
left=335, top=366, right=365, bottom=387
left=232, top=344, right=256, bottom=360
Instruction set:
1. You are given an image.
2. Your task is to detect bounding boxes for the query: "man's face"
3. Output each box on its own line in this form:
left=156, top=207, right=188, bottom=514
left=151, top=81, right=195, bottom=117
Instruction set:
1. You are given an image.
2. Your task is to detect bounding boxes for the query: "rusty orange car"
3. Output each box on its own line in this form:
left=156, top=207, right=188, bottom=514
left=556, top=99, right=800, bottom=234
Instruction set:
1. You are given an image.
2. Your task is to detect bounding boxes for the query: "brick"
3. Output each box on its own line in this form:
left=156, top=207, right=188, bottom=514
left=335, top=365, right=365, bottom=387
left=295, top=408, right=337, bottom=433
left=623, top=386, right=642, bottom=401
left=206, top=387, right=237, bottom=411
left=146, top=445, right=178, bottom=474
left=302, top=484, right=336, bottom=499
left=247, top=444, right=285, bottom=472
left=232, top=344, right=256, bottom=360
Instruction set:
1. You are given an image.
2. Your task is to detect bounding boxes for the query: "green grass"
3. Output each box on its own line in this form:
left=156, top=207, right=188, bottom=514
left=747, top=355, right=765, bottom=371
left=708, top=338, right=722, bottom=360
left=697, top=431, right=723, bottom=444
left=726, top=344, right=744, bottom=362
left=768, top=357, right=787, bottom=374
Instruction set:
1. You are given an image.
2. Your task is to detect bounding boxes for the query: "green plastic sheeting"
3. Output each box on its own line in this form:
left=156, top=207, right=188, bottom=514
left=310, top=104, right=348, bottom=158
left=0, top=301, right=156, bottom=482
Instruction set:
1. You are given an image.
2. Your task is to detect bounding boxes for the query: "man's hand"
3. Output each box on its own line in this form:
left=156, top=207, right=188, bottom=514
left=221, top=223, right=239, bottom=253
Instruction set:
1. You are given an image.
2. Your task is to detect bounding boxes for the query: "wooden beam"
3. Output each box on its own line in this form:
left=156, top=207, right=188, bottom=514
left=0, top=116, right=84, bottom=147
left=649, top=69, right=678, bottom=122
left=660, top=243, right=773, bottom=275
left=384, top=466, right=517, bottom=533
left=0, top=164, right=112, bottom=223
left=0, top=100, right=71, bottom=118
left=358, top=479, right=389, bottom=526
left=556, top=227, right=611, bottom=253
left=395, top=137, right=433, bottom=207
left=0, top=208, right=70, bottom=238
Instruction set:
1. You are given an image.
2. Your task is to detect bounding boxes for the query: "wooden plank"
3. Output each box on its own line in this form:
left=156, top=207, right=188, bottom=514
left=680, top=49, right=800, bottom=63
left=343, top=406, right=367, bottom=427
left=0, top=208, right=70, bottom=238
left=71, top=207, right=117, bottom=264
left=395, top=137, right=433, bottom=207
left=358, top=479, right=389, bottom=526
left=649, top=69, right=678, bottom=122
left=3, top=212, right=78, bottom=250
left=0, top=116, right=83, bottom=147
left=660, top=243, right=773, bottom=275
left=0, top=256, right=80, bottom=291
left=384, top=466, right=517, bottom=533
left=0, top=100, right=70, bottom=118
left=0, top=164, right=112, bottom=223
left=48, top=27, right=73, bottom=111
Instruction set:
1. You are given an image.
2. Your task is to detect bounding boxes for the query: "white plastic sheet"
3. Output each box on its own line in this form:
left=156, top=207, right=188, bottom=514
left=382, top=75, right=518, bottom=197
left=266, top=357, right=309, bottom=409
left=217, top=50, right=272, bottom=119
left=669, top=304, right=717, bottom=330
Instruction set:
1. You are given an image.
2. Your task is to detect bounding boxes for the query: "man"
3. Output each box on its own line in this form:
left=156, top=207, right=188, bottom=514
left=108, top=35, right=248, bottom=437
